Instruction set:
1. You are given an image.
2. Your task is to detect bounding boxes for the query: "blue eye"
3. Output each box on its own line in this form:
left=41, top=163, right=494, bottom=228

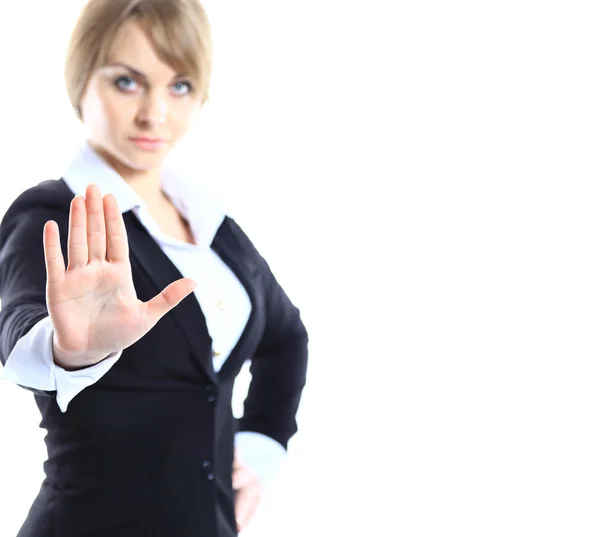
left=115, top=76, right=138, bottom=92
left=113, top=76, right=193, bottom=95
left=172, top=81, right=193, bottom=95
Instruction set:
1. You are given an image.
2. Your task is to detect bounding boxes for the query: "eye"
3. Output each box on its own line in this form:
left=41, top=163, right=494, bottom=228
left=172, top=80, right=193, bottom=96
left=114, top=76, right=139, bottom=92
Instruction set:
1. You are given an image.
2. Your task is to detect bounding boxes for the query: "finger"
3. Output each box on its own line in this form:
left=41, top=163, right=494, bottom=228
left=85, top=184, right=107, bottom=262
left=235, top=482, right=261, bottom=532
left=67, top=195, right=88, bottom=269
left=232, top=465, right=254, bottom=490
left=104, top=194, right=129, bottom=263
left=43, top=220, right=66, bottom=285
left=144, top=278, right=197, bottom=329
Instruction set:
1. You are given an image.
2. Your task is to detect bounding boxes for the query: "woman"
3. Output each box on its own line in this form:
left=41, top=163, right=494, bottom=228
left=0, top=0, right=309, bottom=536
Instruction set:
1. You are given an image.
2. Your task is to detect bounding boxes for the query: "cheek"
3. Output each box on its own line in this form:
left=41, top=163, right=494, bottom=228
left=86, top=89, right=132, bottom=136
left=102, top=97, right=134, bottom=133
left=171, top=104, right=196, bottom=137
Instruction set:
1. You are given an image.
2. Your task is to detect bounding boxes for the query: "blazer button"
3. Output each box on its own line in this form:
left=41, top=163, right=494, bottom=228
left=202, top=461, right=214, bottom=481
left=218, top=301, right=226, bottom=311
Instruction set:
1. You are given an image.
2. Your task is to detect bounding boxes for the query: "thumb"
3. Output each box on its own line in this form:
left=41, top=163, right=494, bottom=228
left=144, top=278, right=197, bottom=328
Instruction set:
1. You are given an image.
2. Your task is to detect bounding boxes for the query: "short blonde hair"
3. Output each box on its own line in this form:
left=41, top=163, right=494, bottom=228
left=65, top=0, right=212, bottom=120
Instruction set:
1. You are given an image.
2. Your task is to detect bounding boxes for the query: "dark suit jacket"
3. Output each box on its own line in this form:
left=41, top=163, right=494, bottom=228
left=0, top=178, right=309, bottom=537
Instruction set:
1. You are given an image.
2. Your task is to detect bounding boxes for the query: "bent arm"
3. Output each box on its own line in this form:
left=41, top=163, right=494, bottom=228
left=229, top=219, right=309, bottom=451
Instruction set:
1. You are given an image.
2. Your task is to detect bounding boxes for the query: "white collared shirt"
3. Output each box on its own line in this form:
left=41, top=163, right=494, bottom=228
left=0, top=140, right=285, bottom=487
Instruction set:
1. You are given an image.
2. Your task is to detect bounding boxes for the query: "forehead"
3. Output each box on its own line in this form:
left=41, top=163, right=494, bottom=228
left=105, top=20, right=177, bottom=77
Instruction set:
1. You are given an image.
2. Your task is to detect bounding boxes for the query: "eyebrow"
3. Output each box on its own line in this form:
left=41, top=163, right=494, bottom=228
left=105, top=61, right=186, bottom=79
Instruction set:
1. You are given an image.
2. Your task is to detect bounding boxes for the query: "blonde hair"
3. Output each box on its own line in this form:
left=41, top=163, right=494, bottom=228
left=64, top=0, right=212, bottom=120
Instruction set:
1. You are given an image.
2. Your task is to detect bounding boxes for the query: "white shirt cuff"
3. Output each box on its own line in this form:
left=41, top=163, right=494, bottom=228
left=54, top=351, right=121, bottom=412
left=234, top=431, right=287, bottom=489
left=0, top=316, right=121, bottom=412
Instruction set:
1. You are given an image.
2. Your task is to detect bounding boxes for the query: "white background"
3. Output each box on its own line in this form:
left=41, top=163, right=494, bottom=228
left=0, top=1, right=599, bottom=535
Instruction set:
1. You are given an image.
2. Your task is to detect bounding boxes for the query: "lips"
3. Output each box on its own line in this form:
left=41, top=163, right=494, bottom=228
left=130, top=137, right=166, bottom=151
left=130, top=137, right=165, bottom=143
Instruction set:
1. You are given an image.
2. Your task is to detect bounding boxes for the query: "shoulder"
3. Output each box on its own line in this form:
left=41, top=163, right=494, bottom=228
left=2, top=178, right=73, bottom=222
left=214, top=216, right=278, bottom=282
left=217, top=216, right=259, bottom=255
left=0, top=178, right=74, bottom=248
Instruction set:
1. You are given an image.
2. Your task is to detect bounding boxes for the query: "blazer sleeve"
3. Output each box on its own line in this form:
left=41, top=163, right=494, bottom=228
left=229, top=218, right=309, bottom=450
left=0, top=197, right=70, bottom=397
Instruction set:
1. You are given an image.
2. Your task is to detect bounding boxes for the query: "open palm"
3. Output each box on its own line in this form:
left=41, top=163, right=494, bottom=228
left=43, top=184, right=196, bottom=367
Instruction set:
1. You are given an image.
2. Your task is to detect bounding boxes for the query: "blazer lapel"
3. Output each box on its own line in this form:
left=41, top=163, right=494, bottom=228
left=123, top=211, right=218, bottom=384
left=211, top=219, right=265, bottom=381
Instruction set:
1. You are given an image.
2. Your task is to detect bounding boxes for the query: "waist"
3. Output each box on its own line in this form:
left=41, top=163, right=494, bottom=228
left=42, top=387, right=222, bottom=489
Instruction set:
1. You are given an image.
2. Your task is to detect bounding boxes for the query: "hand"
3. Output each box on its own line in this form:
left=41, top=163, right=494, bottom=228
left=43, top=184, right=197, bottom=369
left=233, top=449, right=263, bottom=533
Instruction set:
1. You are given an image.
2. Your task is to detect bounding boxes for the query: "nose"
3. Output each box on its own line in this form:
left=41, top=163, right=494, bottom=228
left=137, top=90, right=168, bottom=126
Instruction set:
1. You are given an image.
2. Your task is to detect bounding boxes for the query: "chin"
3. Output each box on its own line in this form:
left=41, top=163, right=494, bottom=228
left=122, top=145, right=170, bottom=171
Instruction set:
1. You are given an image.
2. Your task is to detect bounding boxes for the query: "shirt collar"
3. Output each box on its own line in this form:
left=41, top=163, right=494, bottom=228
left=61, top=140, right=226, bottom=249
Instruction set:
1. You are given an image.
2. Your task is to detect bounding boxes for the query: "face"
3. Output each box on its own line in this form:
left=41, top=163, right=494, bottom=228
left=79, top=19, right=203, bottom=178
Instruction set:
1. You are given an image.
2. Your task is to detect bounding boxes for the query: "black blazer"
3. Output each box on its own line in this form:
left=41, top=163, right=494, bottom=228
left=0, top=178, right=309, bottom=537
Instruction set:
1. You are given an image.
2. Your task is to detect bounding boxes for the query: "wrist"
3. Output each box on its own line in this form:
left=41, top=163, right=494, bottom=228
left=52, top=336, right=109, bottom=371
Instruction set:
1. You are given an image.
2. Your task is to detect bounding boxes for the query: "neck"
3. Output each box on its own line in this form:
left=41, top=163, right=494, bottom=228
left=90, top=141, right=168, bottom=208
left=123, top=171, right=167, bottom=208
